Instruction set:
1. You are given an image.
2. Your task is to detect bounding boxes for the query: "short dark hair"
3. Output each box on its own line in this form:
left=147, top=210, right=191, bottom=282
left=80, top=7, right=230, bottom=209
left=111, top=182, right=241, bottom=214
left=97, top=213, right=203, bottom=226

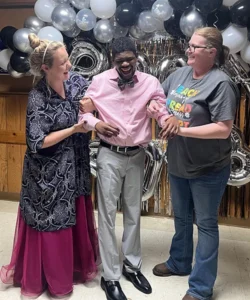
left=111, top=37, right=137, bottom=60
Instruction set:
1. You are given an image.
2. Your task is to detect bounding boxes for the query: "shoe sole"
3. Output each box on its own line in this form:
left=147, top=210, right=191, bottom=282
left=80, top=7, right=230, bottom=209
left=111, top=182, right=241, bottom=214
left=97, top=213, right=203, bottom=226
left=122, top=270, right=152, bottom=295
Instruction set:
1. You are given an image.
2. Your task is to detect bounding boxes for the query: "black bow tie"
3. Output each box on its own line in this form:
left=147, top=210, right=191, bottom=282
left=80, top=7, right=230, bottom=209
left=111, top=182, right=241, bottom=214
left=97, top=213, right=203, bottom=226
left=117, top=76, right=136, bottom=91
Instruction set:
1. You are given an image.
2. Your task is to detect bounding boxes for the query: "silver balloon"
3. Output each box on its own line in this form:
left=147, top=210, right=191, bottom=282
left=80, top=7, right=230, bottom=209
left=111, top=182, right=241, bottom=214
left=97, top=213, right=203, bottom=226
left=110, top=17, right=128, bottom=39
left=54, top=0, right=70, bottom=3
left=69, top=39, right=110, bottom=79
left=228, top=125, right=250, bottom=187
left=179, top=7, right=206, bottom=38
left=24, top=16, right=45, bottom=33
left=138, top=11, right=159, bottom=33
left=70, top=0, right=90, bottom=9
left=13, top=28, right=33, bottom=53
left=155, top=54, right=187, bottom=83
left=129, top=24, right=153, bottom=40
left=51, top=4, right=76, bottom=32
left=63, top=24, right=81, bottom=38
left=93, top=20, right=114, bottom=44
left=76, top=9, right=96, bottom=31
left=151, top=0, right=174, bottom=21
left=7, top=63, right=25, bottom=78
left=137, top=53, right=152, bottom=74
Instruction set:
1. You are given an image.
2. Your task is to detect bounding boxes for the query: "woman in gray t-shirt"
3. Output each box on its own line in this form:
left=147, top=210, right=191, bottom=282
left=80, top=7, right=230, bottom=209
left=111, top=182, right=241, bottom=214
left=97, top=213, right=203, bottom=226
left=149, top=27, right=239, bottom=300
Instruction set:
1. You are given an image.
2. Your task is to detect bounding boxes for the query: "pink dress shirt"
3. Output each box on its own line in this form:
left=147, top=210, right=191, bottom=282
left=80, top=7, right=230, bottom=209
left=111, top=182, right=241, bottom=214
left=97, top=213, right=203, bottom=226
left=79, top=68, right=170, bottom=147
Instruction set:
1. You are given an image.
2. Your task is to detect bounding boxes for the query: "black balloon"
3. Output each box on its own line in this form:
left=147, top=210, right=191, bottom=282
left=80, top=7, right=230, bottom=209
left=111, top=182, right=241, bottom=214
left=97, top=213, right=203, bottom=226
left=207, top=5, right=231, bottom=31
left=195, top=0, right=223, bottom=14
left=133, top=0, right=156, bottom=10
left=230, top=0, right=250, bottom=28
left=169, top=0, right=194, bottom=12
left=10, top=51, right=30, bottom=73
left=164, top=11, right=185, bottom=39
left=0, top=26, right=17, bottom=51
left=116, top=0, right=132, bottom=5
left=115, top=3, right=139, bottom=27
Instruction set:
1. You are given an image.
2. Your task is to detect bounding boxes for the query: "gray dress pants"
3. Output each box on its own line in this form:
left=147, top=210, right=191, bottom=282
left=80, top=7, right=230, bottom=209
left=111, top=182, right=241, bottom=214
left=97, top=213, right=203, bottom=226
left=96, top=146, right=145, bottom=280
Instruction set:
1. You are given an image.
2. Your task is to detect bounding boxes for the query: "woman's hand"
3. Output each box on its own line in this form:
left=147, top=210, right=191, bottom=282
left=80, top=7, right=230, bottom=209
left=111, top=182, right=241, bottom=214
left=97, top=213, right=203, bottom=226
left=159, top=116, right=179, bottom=139
left=147, top=99, right=161, bottom=113
left=79, top=97, right=96, bottom=113
left=72, top=120, right=89, bottom=133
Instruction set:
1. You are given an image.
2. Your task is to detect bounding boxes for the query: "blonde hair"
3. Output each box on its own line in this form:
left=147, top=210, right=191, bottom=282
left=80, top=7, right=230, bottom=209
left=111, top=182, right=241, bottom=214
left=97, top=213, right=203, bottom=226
left=28, top=33, right=65, bottom=79
left=194, top=27, right=229, bottom=66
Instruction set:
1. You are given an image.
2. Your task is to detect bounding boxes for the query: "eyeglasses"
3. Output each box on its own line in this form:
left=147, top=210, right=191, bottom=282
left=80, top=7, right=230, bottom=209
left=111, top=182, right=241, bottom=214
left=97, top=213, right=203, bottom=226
left=185, top=44, right=211, bottom=52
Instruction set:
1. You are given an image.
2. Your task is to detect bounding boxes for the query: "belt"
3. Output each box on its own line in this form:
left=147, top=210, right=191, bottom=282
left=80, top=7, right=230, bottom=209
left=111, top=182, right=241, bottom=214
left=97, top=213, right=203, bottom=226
left=100, top=140, right=140, bottom=153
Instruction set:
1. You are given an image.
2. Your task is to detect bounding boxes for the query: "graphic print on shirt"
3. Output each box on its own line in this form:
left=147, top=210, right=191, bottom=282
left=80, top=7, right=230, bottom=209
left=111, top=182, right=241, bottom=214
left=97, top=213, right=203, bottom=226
left=166, top=84, right=200, bottom=128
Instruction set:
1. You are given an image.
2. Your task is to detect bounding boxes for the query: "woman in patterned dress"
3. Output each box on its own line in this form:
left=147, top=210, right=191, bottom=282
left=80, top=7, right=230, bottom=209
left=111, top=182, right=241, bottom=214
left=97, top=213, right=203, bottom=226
left=0, top=33, right=99, bottom=299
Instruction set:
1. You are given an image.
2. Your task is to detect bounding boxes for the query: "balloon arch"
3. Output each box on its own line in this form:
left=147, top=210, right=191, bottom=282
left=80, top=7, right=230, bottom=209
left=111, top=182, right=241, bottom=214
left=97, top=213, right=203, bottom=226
left=1, top=0, right=250, bottom=201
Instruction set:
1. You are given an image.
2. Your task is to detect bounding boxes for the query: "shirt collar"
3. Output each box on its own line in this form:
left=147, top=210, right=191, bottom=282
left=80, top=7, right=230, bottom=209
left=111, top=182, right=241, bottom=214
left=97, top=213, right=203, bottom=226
left=109, top=68, right=139, bottom=83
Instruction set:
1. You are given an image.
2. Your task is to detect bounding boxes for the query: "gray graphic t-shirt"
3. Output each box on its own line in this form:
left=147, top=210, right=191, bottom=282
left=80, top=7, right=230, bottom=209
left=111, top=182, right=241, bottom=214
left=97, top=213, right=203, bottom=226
left=162, top=66, right=239, bottom=178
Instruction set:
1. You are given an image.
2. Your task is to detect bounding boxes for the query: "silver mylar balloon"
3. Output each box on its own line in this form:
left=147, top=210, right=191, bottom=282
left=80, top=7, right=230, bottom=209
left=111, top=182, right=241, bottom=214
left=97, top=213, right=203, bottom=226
left=54, top=0, right=69, bottom=3
left=51, top=4, right=76, bottom=32
left=7, top=63, right=25, bottom=78
left=129, top=24, right=152, bottom=40
left=93, top=20, right=114, bottom=44
left=76, top=9, right=96, bottom=31
left=70, top=0, right=90, bottom=10
left=110, top=17, right=128, bottom=39
left=63, top=24, right=81, bottom=38
left=13, top=28, right=33, bottom=53
left=180, top=7, right=206, bottom=38
left=138, top=11, right=159, bottom=33
left=24, top=16, right=45, bottom=33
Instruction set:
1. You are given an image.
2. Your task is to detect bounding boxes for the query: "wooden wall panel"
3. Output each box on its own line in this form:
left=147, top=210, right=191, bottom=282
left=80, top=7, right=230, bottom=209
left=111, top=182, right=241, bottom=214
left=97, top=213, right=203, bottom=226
left=0, top=96, right=7, bottom=192
left=0, top=94, right=27, bottom=193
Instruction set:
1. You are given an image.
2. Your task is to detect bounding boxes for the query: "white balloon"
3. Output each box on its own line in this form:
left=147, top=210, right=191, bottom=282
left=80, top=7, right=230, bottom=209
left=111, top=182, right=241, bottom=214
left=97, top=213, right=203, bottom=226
left=241, top=42, right=250, bottom=64
left=0, top=49, right=13, bottom=71
left=222, top=0, right=238, bottom=7
left=38, top=26, right=64, bottom=42
left=151, top=0, right=173, bottom=21
left=222, top=24, right=247, bottom=54
left=34, top=0, right=57, bottom=23
left=90, top=0, right=116, bottom=19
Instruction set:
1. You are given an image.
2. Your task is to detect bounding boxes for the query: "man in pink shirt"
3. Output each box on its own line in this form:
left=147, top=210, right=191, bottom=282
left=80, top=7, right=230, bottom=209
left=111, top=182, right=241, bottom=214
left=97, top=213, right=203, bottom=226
left=79, top=37, right=178, bottom=300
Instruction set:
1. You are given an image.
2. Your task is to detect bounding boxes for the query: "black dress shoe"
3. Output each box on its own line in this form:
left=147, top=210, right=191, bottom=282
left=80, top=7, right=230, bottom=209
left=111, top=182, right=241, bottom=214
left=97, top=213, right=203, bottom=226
left=122, top=266, right=152, bottom=294
left=100, top=277, right=127, bottom=300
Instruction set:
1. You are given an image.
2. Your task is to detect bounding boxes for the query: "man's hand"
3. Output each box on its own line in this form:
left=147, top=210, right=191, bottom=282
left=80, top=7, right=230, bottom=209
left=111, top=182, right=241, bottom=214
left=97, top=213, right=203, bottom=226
left=95, top=121, right=120, bottom=137
left=79, top=97, right=96, bottom=113
left=147, top=99, right=161, bottom=113
left=159, top=116, right=179, bottom=139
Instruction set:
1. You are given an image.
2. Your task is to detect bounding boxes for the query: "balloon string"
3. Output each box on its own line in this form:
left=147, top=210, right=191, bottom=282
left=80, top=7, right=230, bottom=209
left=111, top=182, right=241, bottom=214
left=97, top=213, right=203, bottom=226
left=213, top=12, right=219, bottom=29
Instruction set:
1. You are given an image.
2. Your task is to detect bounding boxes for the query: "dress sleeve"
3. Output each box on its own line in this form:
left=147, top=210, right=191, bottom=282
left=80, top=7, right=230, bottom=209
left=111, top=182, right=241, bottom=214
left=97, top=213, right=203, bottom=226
left=26, top=89, right=54, bottom=153
left=207, top=80, right=239, bottom=122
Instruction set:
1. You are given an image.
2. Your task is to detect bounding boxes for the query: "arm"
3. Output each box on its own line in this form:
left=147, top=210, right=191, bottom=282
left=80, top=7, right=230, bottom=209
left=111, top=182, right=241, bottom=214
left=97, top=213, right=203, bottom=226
left=78, top=77, right=120, bottom=137
left=26, top=90, right=88, bottom=152
left=178, top=120, right=233, bottom=139
left=146, top=79, right=171, bottom=127
left=42, top=121, right=88, bottom=148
